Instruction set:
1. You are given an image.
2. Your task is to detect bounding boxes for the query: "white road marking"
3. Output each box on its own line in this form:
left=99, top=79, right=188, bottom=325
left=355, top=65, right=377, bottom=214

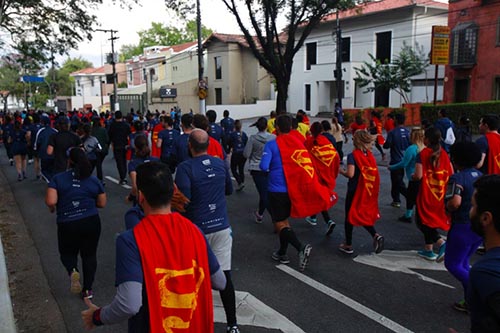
left=213, top=290, right=304, bottom=333
left=277, top=264, right=414, bottom=333
left=354, top=250, right=455, bottom=289
left=105, top=176, right=132, bottom=189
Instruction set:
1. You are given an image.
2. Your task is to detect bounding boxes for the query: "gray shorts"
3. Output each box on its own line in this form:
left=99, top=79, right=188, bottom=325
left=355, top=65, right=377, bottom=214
left=205, top=228, right=232, bottom=271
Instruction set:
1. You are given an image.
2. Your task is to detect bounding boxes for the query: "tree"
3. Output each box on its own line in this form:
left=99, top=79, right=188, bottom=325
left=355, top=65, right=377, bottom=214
left=166, top=0, right=367, bottom=114
left=119, top=20, right=213, bottom=62
left=354, top=42, right=430, bottom=105
left=0, top=0, right=138, bottom=64
left=45, top=57, right=93, bottom=97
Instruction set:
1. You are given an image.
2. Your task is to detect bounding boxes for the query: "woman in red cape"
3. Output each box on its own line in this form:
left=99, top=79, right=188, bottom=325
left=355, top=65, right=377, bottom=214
left=339, top=130, right=384, bottom=254
left=304, top=122, right=339, bottom=235
left=413, top=127, right=453, bottom=261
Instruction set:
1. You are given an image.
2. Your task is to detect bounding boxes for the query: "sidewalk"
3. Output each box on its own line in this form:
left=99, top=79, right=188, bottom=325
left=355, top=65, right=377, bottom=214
left=0, top=167, right=66, bottom=332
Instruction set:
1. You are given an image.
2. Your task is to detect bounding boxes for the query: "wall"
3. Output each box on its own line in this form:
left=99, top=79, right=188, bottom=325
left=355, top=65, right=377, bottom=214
left=206, top=100, right=276, bottom=120
left=71, top=96, right=109, bottom=110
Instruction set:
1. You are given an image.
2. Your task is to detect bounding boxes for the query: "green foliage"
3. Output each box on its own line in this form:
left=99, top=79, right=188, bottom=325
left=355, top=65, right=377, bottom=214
left=118, top=81, right=128, bottom=88
left=421, top=101, right=500, bottom=134
left=0, top=0, right=138, bottom=65
left=119, top=20, right=213, bottom=62
left=355, top=42, right=429, bottom=104
left=44, top=57, right=93, bottom=96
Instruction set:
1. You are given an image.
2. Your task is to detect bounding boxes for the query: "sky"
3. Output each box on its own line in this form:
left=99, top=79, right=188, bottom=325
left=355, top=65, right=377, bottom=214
left=68, top=0, right=243, bottom=67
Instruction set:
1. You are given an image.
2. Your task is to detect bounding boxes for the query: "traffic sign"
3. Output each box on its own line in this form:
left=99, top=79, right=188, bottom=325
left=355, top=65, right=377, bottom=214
left=20, top=75, right=45, bottom=83
left=431, top=26, right=450, bottom=65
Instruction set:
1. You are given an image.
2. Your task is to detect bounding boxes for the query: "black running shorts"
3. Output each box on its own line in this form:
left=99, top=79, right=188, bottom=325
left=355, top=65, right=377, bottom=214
left=268, top=192, right=291, bottom=222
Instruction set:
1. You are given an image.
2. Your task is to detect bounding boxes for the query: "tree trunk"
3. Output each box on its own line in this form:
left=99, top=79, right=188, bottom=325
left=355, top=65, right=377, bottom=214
left=275, top=78, right=289, bottom=115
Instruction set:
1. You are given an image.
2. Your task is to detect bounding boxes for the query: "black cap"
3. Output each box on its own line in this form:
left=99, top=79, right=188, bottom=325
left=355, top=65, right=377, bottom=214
left=115, top=111, right=123, bottom=119
left=250, top=117, right=267, bottom=128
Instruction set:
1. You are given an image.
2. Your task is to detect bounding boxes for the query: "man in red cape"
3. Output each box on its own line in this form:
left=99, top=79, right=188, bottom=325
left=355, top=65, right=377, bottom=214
left=150, top=116, right=165, bottom=158
left=476, top=114, right=500, bottom=175
left=260, top=115, right=335, bottom=271
left=82, top=162, right=226, bottom=332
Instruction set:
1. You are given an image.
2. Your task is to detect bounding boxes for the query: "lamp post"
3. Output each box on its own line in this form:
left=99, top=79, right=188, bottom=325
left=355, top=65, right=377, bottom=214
left=197, top=0, right=206, bottom=115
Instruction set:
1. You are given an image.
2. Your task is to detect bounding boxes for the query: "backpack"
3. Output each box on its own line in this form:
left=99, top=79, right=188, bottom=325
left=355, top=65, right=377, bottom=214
left=444, top=126, right=456, bottom=145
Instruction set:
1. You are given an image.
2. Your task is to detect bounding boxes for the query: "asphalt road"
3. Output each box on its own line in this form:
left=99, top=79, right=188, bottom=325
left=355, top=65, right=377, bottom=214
left=3, top=117, right=473, bottom=332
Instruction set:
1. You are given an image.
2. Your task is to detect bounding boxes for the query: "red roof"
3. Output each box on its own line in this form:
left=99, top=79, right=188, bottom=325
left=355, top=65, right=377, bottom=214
left=70, top=66, right=106, bottom=76
left=322, top=0, right=448, bottom=22
left=203, top=32, right=288, bottom=49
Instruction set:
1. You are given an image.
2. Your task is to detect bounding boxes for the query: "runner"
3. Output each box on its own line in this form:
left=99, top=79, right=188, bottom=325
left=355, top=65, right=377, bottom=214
left=45, top=148, right=106, bottom=299
left=228, top=120, right=248, bottom=191
left=9, top=120, right=29, bottom=181
left=412, top=127, right=453, bottom=261
left=244, top=117, right=275, bottom=223
left=339, top=130, right=384, bottom=254
left=445, top=141, right=483, bottom=312
left=476, top=114, right=500, bottom=175
left=156, top=116, right=180, bottom=173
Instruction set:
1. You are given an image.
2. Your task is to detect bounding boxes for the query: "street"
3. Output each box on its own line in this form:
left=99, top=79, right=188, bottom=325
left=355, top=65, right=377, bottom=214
left=2, top=117, right=471, bottom=333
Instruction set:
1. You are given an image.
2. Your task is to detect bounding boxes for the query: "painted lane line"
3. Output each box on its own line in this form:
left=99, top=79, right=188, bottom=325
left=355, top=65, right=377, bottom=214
left=105, top=176, right=132, bottom=189
left=354, top=250, right=455, bottom=289
left=276, top=264, right=414, bottom=333
left=213, top=291, right=305, bottom=333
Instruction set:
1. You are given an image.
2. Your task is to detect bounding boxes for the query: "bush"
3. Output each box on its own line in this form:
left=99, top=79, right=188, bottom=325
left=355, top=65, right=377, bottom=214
left=421, top=101, right=500, bottom=134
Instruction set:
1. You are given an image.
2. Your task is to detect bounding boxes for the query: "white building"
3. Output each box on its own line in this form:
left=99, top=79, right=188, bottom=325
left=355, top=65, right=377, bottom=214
left=289, top=0, right=448, bottom=115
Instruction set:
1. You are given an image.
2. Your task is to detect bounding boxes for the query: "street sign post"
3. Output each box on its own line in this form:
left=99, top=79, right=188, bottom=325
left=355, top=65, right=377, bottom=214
left=431, top=26, right=450, bottom=105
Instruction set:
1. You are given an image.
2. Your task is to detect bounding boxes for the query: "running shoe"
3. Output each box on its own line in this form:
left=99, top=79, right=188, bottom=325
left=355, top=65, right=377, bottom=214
left=254, top=211, right=263, bottom=224
left=70, top=269, right=82, bottom=294
left=82, top=289, right=93, bottom=300
left=119, top=179, right=127, bottom=185
left=272, top=251, right=290, bottom=264
left=298, top=244, right=312, bottom=271
left=326, top=220, right=336, bottom=236
left=417, top=250, right=437, bottom=261
left=398, top=215, right=412, bottom=223
left=338, top=244, right=354, bottom=254
left=227, top=325, right=240, bottom=333
left=236, top=183, right=245, bottom=192
left=9, top=158, right=13, bottom=166
left=305, top=217, right=317, bottom=226
left=17, top=174, right=22, bottom=182
left=436, top=242, right=446, bottom=263
left=453, top=300, right=469, bottom=313
left=28, top=159, right=33, bottom=165
left=373, top=235, right=385, bottom=254
left=390, top=202, right=401, bottom=208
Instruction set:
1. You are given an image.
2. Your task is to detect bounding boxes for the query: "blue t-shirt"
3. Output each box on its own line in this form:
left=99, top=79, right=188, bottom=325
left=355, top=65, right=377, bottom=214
left=434, top=117, right=454, bottom=152
left=383, top=127, right=410, bottom=164
left=48, top=171, right=105, bottom=223
left=220, top=117, right=235, bottom=137
left=260, top=139, right=287, bottom=193
left=10, top=129, right=28, bottom=153
left=29, top=123, right=42, bottom=146
left=175, top=155, right=232, bottom=234
left=209, top=123, right=223, bottom=142
left=476, top=136, right=489, bottom=174
left=173, top=133, right=190, bottom=165
left=229, top=131, right=248, bottom=154
left=35, top=126, right=57, bottom=160
left=128, top=156, right=160, bottom=174
left=322, top=132, right=336, bottom=146
left=158, top=128, right=180, bottom=160
left=448, top=168, right=482, bottom=224
left=2, top=123, right=13, bottom=140
left=468, top=247, right=500, bottom=333
left=124, top=205, right=144, bottom=230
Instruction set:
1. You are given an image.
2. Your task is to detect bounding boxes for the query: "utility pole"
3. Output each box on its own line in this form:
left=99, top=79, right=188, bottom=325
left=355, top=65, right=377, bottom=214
left=96, top=29, right=119, bottom=112
left=335, top=10, right=343, bottom=110
left=197, top=0, right=206, bottom=115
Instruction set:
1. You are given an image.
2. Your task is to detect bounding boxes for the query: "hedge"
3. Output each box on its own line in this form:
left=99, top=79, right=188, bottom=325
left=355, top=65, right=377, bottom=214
left=420, top=101, right=500, bottom=134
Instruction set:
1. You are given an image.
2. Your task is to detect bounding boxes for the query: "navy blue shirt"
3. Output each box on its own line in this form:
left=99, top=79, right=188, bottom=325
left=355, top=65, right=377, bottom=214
left=128, top=156, right=160, bottom=174
left=220, top=117, right=235, bottom=137
left=175, top=155, right=233, bottom=234
left=383, top=126, right=410, bottom=164
left=158, top=128, right=180, bottom=160
left=10, top=129, right=28, bottom=154
left=229, top=131, right=248, bottom=154
left=208, top=123, right=223, bottom=142
left=260, top=139, right=287, bottom=193
left=2, top=123, right=13, bottom=140
left=35, top=126, right=57, bottom=160
left=476, top=136, right=489, bottom=174
left=468, top=247, right=500, bottom=333
left=124, top=205, right=144, bottom=230
left=29, top=123, right=41, bottom=146
left=48, top=171, right=105, bottom=223
left=434, top=117, right=454, bottom=152
left=448, top=168, right=482, bottom=224
left=173, top=133, right=190, bottom=165
left=346, top=152, right=362, bottom=194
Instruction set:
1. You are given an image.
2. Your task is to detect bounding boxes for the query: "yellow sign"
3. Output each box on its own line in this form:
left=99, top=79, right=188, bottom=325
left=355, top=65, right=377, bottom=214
left=431, top=26, right=450, bottom=65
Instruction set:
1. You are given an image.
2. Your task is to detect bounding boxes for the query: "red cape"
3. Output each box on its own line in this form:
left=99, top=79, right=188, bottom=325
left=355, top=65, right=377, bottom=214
left=372, top=118, right=385, bottom=145
left=348, top=149, right=380, bottom=226
left=151, top=123, right=164, bottom=158
left=134, top=213, right=214, bottom=333
left=304, top=134, right=340, bottom=191
left=277, top=134, right=336, bottom=218
left=416, top=147, right=453, bottom=230
left=485, top=132, right=500, bottom=174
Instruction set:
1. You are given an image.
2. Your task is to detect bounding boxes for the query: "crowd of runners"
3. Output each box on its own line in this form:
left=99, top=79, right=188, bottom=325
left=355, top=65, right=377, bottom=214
left=1, top=106, right=499, bottom=333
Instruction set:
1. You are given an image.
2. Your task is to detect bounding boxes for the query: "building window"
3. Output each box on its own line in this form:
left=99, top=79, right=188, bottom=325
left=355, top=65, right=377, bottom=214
left=129, top=70, right=133, bottom=82
left=91, top=78, right=94, bottom=87
left=306, top=42, right=317, bottom=70
left=376, top=31, right=392, bottom=63
left=305, top=84, right=311, bottom=111
left=450, top=22, right=478, bottom=68
left=497, top=17, right=500, bottom=46
left=215, top=56, right=222, bottom=80
left=142, top=68, right=147, bottom=81
left=494, top=77, right=500, bottom=100
left=341, top=37, right=351, bottom=62
left=454, top=79, right=469, bottom=103
left=215, top=88, right=222, bottom=104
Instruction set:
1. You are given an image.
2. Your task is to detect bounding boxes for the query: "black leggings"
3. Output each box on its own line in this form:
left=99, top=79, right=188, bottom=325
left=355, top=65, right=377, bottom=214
left=415, top=211, right=441, bottom=245
left=401, top=180, right=420, bottom=210
left=230, top=152, right=246, bottom=185
left=57, top=214, right=101, bottom=291
left=344, top=191, right=377, bottom=246
left=220, top=270, right=237, bottom=327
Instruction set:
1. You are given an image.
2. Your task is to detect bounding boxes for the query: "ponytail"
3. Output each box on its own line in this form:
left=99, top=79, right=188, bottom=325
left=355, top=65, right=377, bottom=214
left=69, top=147, right=92, bottom=180
left=425, top=127, right=442, bottom=169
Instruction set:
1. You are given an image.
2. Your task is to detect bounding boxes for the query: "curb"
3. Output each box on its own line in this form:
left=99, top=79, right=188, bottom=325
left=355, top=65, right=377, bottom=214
left=0, top=236, right=16, bottom=333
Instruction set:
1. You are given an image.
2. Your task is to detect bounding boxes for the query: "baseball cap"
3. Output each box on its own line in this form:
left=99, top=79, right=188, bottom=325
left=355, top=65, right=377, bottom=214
left=250, top=117, right=267, bottom=128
